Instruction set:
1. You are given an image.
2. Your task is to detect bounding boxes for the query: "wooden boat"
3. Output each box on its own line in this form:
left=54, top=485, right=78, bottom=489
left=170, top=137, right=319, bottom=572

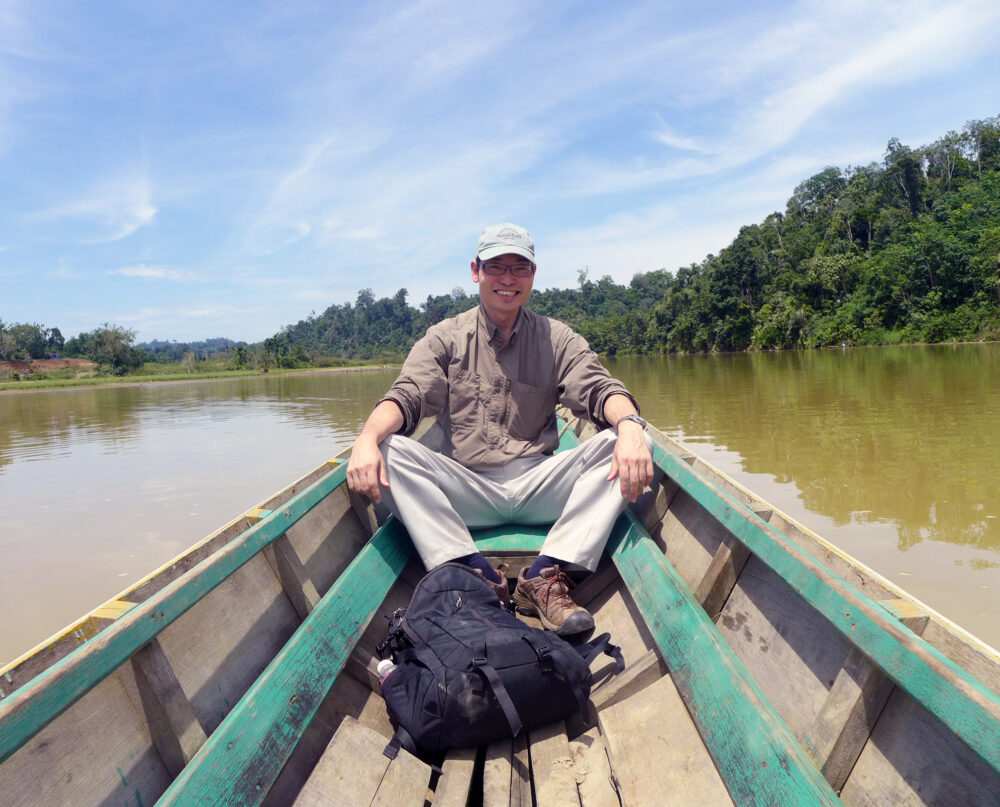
left=2, top=410, right=999, bottom=806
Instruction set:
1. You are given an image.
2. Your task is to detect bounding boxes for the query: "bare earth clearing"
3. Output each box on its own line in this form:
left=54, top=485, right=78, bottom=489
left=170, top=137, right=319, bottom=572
left=0, top=358, right=96, bottom=375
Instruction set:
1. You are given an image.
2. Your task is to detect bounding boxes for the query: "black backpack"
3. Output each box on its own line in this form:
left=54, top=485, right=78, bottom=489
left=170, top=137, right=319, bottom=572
left=377, top=563, right=624, bottom=757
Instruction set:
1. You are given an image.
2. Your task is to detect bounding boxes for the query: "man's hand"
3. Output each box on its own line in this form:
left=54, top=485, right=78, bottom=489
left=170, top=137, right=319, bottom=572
left=346, top=400, right=404, bottom=504
left=607, top=421, right=654, bottom=502
left=347, top=434, right=389, bottom=503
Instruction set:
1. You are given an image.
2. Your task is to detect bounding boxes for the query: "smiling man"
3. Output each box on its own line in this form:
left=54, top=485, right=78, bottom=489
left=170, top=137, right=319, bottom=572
left=347, top=223, right=653, bottom=635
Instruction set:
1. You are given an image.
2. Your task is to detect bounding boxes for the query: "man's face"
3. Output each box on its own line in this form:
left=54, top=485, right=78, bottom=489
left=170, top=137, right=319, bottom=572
left=471, top=252, right=535, bottom=320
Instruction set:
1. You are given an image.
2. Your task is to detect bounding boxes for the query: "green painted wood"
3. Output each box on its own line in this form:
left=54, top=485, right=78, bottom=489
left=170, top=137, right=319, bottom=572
left=606, top=512, right=842, bottom=806
left=469, top=525, right=547, bottom=553
left=0, top=463, right=349, bottom=765
left=156, top=517, right=414, bottom=806
left=648, top=441, right=1000, bottom=776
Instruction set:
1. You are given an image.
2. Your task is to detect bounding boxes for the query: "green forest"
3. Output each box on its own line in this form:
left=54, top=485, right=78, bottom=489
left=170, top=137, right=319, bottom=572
left=273, top=115, right=1000, bottom=358
left=4, top=115, right=999, bottom=374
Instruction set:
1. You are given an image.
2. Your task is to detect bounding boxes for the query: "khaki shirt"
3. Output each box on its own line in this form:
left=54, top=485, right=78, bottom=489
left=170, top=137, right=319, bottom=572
left=379, top=305, right=637, bottom=467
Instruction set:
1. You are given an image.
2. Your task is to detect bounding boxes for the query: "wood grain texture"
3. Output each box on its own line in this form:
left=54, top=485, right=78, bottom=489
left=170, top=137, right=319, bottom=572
left=511, top=730, right=534, bottom=807
left=0, top=462, right=349, bottom=766
left=292, top=717, right=430, bottom=807
left=528, top=721, right=580, bottom=806
left=483, top=738, right=513, bottom=807
left=0, top=674, right=171, bottom=807
left=264, top=535, right=321, bottom=620
left=569, top=726, right=619, bottom=807
left=598, top=673, right=733, bottom=806
left=131, top=638, right=208, bottom=777
left=432, top=746, right=478, bottom=807
left=839, top=690, right=1000, bottom=807
left=156, top=517, right=414, bottom=806
left=606, top=512, right=841, bottom=805
left=649, top=441, right=1000, bottom=777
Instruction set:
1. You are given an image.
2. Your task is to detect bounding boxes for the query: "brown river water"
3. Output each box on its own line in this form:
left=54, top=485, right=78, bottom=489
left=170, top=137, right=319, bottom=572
left=1, top=344, right=998, bottom=664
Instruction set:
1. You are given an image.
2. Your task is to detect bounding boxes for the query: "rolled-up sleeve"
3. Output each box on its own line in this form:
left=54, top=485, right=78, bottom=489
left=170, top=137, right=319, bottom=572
left=554, top=329, right=638, bottom=428
left=377, top=331, right=450, bottom=436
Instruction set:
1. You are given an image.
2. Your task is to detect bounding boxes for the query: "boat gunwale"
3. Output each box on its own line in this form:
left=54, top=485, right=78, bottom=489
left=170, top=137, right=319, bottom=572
left=0, top=458, right=352, bottom=765
left=0, top=454, right=351, bottom=681
left=3, top=413, right=1000, bottom=803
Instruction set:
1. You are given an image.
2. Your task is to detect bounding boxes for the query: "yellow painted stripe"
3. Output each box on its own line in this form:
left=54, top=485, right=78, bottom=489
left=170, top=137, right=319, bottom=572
left=90, top=600, right=138, bottom=620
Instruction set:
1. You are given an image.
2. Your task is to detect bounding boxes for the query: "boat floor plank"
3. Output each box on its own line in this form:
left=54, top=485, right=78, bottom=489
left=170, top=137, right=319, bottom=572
left=292, top=716, right=430, bottom=807
left=570, top=726, right=619, bottom=807
left=484, top=738, right=514, bottom=807
left=433, top=746, right=478, bottom=807
left=528, top=721, right=581, bottom=806
left=262, top=671, right=385, bottom=807
left=839, top=690, right=1000, bottom=807
left=511, top=730, right=533, bottom=807
left=586, top=580, right=658, bottom=671
left=589, top=648, right=665, bottom=712
left=598, top=672, right=734, bottom=806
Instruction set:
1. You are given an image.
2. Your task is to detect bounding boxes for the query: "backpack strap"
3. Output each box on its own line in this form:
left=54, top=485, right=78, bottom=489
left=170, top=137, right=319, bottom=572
left=472, top=643, right=523, bottom=738
left=575, top=632, right=625, bottom=673
left=383, top=727, right=444, bottom=774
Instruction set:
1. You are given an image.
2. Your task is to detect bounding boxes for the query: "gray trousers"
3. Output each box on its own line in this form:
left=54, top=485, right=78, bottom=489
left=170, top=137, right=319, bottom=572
left=378, top=429, right=646, bottom=572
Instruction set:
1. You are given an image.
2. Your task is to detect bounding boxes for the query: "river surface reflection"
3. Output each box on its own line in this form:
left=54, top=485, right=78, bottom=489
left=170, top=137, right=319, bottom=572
left=1, top=345, right=998, bottom=663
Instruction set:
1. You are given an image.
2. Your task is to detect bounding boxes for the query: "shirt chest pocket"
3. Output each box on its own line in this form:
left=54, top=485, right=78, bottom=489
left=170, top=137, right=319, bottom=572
left=507, top=381, right=555, bottom=440
left=447, top=369, right=481, bottom=432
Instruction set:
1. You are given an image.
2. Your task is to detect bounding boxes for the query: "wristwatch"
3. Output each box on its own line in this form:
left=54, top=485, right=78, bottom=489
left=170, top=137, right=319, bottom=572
left=616, top=414, right=647, bottom=430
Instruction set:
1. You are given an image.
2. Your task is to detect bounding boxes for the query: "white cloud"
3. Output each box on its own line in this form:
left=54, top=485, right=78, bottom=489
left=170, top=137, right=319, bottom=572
left=32, top=173, right=157, bottom=243
left=108, top=264, right=200, bottom=282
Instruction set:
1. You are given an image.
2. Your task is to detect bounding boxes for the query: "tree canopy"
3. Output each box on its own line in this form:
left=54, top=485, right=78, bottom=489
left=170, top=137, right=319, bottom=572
left=8, top=115, right=1000, bottom=372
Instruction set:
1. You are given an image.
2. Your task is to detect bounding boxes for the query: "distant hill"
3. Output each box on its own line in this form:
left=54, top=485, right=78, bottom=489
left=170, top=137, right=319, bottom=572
left=138, top=337, right=248, bottom=363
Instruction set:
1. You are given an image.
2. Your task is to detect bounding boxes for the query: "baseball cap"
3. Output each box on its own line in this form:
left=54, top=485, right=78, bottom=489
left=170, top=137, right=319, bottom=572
left=476, top=223, right=535, bottom=263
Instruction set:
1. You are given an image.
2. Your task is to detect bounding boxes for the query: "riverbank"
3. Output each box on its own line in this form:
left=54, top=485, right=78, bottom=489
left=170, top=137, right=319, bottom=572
left=0, top=363, right=397, bottom=393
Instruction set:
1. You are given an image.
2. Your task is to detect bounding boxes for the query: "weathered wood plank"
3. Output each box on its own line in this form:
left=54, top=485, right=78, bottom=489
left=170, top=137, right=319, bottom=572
left=292, top=716, right=430, bottom=807
left=694, top=532, right=752, bottom=619
left=569, top=726, right=618, bottom=807
left=805, top=647, right=896, bottom=793
left=806, top=603, right=931, bottom=792
left=590, top=648, right=665, bottom=711
left=606, top=512, right=841, bottom=805
left=264, top=535, right=321, bottom=620
left=598, top=672, right=733, bottom=806
left=433, top=746, right=478, bottom=807
left=130, top=638, right=207, bottom=777
left=0, top=462, right=350, bottom=766
left=511, top=730, right=533, bottom=807
left=528, top=721, right=580, bottom=806
left=839, top=690, right=1000, bottom=806
left=156, top=517, right=414, bottom=806
left=648, top=441, right=1000, bottom=776
left=0, top=673, right=172, bottom=807
left=483, top=738, right=513, bottom=807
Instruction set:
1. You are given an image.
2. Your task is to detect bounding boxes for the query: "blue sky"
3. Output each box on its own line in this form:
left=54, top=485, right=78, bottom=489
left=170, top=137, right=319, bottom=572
left=2, top=1, right=998, bottom=343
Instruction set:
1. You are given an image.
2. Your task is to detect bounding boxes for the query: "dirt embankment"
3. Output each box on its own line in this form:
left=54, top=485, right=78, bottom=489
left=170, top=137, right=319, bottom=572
left=0, top=358, right=96, bottom=375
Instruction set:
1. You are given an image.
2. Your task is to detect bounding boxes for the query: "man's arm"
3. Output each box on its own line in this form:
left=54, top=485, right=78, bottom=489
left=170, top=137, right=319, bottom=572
left=347, top=400, right=405, bottom=504
left=603, top=393, right=654, bottom=502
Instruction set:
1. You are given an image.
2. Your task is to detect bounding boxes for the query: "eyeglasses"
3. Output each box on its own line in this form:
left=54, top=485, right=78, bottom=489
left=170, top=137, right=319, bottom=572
left=479, top=260, right=535, bottom=278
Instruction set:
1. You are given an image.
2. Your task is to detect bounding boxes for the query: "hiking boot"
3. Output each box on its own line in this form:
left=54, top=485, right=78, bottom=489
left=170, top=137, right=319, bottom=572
left=514, top=565, right=595, bottom=636
left=476, top=562, right=510, bottom=606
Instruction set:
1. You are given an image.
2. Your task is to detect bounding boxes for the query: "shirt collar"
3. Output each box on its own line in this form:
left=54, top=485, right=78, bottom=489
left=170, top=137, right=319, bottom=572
left=478, top=304, right=524, bottom=346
